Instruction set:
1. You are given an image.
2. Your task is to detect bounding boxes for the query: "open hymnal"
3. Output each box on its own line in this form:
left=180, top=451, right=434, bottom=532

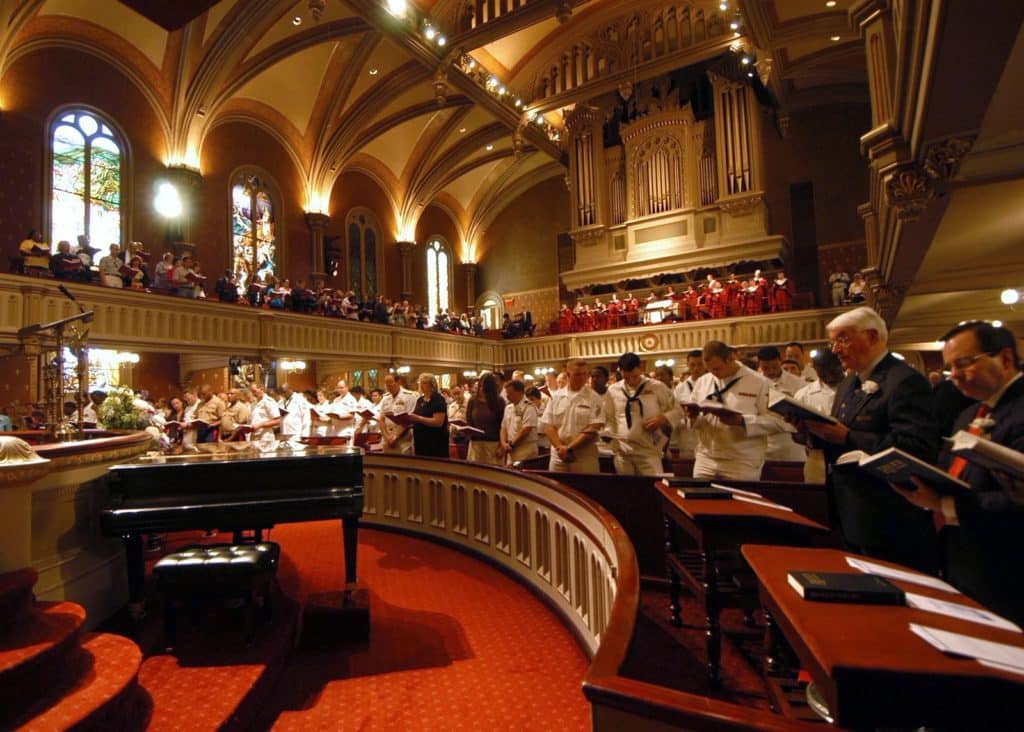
left=768, top=392, right=838, bottom=424
left=945, top=431, right=1024, bottom=480
left=356, top=409, right=377, bottom=421
left=449, top=419, right=486, bottom=436
left=836, top=446, right=969, bottom=493
left=383, top=411, right=414, bottom=426
left=311, top=408, right=353, bottom=422
left=682, top=400, right=742, bottom=420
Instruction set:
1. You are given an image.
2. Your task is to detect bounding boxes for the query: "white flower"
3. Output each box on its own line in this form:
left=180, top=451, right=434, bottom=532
left=971, top=415, right=996, bottom=433
left=860, top=380, right=880, bottom=394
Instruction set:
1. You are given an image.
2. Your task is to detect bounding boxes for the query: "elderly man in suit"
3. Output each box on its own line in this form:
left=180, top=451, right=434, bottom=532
left=893, top=321, right=1024, bottom=623
left=803, top=306, right=940, bottom=573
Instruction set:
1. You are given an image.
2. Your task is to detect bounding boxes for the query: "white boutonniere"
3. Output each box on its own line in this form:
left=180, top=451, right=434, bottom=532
left=860, top=380, right=880, bottom=395
left=971, top=415, right=997, bottom=433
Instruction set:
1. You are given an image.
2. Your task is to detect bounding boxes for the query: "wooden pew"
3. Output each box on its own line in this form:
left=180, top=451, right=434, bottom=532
left=515, top=453, right=808, bottom=483
left=523, top=470, right=838, bottom=580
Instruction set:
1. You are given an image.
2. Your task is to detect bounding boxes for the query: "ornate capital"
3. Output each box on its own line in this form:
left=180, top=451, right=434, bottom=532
left=397, top=240, right=417, bottom=256
left=923, top=136, right=974, bottom=182
left=884, top=164, right=931, bottom=220
left=305, top=212, right=329, bottom=231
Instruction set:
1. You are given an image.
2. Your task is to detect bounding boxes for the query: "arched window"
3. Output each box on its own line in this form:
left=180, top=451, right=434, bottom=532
left=231, top=172, right=278, bottom=291
left=425, top=236, right=451, bottom=317
left=50, top=109, right=124, bottom=251
left=346, top=209, right=380, bottom=300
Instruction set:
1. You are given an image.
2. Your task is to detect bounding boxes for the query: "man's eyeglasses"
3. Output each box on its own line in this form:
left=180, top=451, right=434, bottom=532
left=828, top=330, right=861, bottom=349
left=943, top=352, right=994, bottom=372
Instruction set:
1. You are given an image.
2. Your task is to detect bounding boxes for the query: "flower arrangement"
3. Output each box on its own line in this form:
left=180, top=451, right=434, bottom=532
left=96, top=386, right=151, bottom=430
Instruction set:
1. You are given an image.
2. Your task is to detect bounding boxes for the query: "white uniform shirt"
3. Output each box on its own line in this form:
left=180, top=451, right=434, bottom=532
left=794, top=379, right=836, bottom=415
left=672, top=377, right=699, bottom=456
left=310, top=399, right=332, bottom=437
left=501, top=399, right=539, bottom=451
left=352, top=396, right=376, bottom=435
left=379, top=387, right=418, bottom=449
left=539, top=385, right=606, bottom=445
left=606, top=377, right=681, bottom=457
left=765, top=370, right=807, bottom=462
left=249, top=394, right=280, bottom=440
left=278, top=392, right=310, bottom=441
left=326, top=393, right=358, bottom=438
left=690, top=363, right=785, bottom=474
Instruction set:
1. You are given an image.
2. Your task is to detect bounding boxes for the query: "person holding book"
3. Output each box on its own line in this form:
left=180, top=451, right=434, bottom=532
left=686, top=341, right=787, bottom=481
left=248, top=383, right=281, bottom=442
left=18, top=229, right=50, bottom=273
left=221, top=388, right=252, bottom=441
left=191, top=384, right=225, bottom=443
left=605, top=352, right=681, bottom=475
left=758, top=346, right=806, bottom=463
left=892, top=321, right=1024, bottom=623
left=380, top=374, right=418, bottom=454
left=98, top=243, right=123, bottom=288
left=793, top=349, right=845, bottom=482
left=462, top=372, right=506, bottom=466
left=407, top=373, right=449, bottom=458
left=499, top=379, right=539, bottom=465
left=540, top=359, right=606, bottom=473
left=803, top=306, right=940, bottom=573
left=278, top=383, right=310, bottom=445
left=672, top=350, right=706, bottom=459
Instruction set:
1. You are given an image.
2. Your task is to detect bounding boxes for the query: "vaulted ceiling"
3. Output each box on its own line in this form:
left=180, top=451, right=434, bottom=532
left=1, top=0, right=866, bottom=249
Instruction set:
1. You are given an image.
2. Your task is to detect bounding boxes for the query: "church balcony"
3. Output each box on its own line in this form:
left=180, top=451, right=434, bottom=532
left=503, top=307, right=846, bottom=367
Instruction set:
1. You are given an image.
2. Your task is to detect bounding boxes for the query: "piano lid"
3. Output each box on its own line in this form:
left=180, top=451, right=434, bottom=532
left=109, top=444, right=362, bottom=472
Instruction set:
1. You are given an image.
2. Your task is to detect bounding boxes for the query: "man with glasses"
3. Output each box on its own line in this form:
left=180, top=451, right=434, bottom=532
left=891, top=321, right=1024, bottom=624
left=803, top=306, right=940, bottom=573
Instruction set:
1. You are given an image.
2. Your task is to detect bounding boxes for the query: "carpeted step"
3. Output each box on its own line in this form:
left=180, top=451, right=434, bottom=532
left=13, top=632, right=146, bottom=731
left=0, top=600, right=86, bottom=725
left=0, top=568, right=39, bottom=629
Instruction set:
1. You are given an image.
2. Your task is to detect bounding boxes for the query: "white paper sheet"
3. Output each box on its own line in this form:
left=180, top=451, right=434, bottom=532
left=710, top=482, right=763, bottom=498
left=732, top=494, right=794, bottom=512
left=846, top=556, right=960, bottom=594
left=905, top=592, right=1022, bottom=633
left=909, top=624, right=1024, bottom=673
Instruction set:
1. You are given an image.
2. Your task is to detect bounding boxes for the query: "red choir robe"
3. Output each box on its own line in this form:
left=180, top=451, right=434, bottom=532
left=771, top=277, right=794, bottom=312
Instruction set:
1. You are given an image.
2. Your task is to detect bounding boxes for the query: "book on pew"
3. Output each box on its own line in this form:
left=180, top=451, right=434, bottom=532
left=787, top=571, right=906, bottom=605
left=768, top=392, right=838, bottom=424
left=946, top=431, right=1024, bottom=480
left=836, top=446, right=970, bottom=493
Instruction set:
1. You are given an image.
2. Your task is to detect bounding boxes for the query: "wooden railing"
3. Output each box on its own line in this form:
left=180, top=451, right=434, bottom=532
left=360, top=455, right=820, bottom=730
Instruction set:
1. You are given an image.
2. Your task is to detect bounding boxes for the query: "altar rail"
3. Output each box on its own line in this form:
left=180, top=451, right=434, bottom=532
left=360, top=455, right=815, bottom=730
left=1, top=275, right=850, bottom=370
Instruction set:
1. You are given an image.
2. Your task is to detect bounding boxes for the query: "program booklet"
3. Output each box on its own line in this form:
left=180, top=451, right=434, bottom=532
left=836, top=446, right=969, bottom=493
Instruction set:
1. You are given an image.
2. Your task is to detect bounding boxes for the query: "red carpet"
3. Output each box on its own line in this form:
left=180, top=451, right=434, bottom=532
left=263, top=523, right=591, bottom=731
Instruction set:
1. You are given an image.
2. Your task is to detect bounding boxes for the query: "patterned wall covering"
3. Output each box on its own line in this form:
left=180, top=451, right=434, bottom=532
left=816, top=240, right=868, bottom=304
left=503, top=287, right=560, bottom=334
left=0, top=144, right=36, bottom=252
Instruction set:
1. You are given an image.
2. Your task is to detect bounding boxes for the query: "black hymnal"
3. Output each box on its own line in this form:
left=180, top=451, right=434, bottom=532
left=768, top=392, right=838, bottom=424
left=787, top=571, right=905, bottom=605
left=836, top=447, right=969, bottom=493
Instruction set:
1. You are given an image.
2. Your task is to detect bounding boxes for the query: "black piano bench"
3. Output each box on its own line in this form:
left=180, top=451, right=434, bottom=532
left=153, top=542, right=280, bottom=650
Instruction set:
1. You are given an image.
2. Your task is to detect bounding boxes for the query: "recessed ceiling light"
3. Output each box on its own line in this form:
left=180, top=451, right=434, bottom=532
left=459, top=127, right=467, bottom=133
left=292, top=16, right=302, bottom=26
left=830, top=35, right=841, bottom=41
left=826, top=1, right=837, bottom=7
left=368, top=68, right=379, bottom=75
left=485, top=143, right=494, bottom=151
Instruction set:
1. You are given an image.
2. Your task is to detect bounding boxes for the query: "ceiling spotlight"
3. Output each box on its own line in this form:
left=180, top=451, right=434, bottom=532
left=498, top=85, right=506, bottom=95
left=720, top=1, right=728, bottom=10
left=424, top=26, right=436, bottom=40
left=741, top=55, right=751, bottom=65
left=368, top=68, right=379, bottom=75
left=1001, top=288, right=1021, bottom=305
left=292, top=16, right=302, bottom=25
left=730, top=21, right=739, bottom=30
left=830, top=35, right=841, bottom=41
left=485, top=143, right=494, bottom=151
left=386, top=0, right=408, bottom=17
left=487, top=75, right=498, bottom=87
left=459, top=127, right=467, bottom=133
left=468, top=59, right=477, bottom=70
left=747, top=71, right=754, bottom=77
left=826, top=1, right=837, bottom=6
left=438, top=35, right=447, bottom=46
left=514, top=99, right=522, bottom=107
left=993, top=320, right=1003, bottom=328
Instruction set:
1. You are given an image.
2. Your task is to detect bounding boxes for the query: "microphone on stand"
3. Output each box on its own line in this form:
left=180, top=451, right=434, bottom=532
left=58, top=284, right=94, bottom=322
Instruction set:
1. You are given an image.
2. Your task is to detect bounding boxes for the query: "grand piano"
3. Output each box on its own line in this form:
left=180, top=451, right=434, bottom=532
left=102, top=445, right=364, bottom=607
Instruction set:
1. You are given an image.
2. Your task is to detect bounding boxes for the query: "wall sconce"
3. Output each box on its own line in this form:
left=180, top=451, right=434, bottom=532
left=280, top=359, right=307, bottom=372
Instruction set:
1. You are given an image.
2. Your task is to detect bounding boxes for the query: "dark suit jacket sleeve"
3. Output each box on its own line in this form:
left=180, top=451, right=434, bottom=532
left=954, top=423, right=1024, bottom=528
left=844, top=367, right=939, bottom=462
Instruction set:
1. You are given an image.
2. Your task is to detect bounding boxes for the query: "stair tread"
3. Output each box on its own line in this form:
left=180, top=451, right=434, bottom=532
left=17, top=632, right=143, bottom=732
left=0, top=601, right=85, bottom=678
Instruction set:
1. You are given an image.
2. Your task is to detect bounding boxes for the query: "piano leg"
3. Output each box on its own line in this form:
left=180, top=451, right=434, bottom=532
left=124, top=534, right=146, bottom=619
left=342, top=516, right=359, bottom=586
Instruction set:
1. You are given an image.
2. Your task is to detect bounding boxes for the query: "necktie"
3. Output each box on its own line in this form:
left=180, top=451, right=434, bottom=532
left=624, top=382, right=646, bottom=428
left=936, top=403, right=992, bottom=531
left=948, top=403, right=992, bottom=479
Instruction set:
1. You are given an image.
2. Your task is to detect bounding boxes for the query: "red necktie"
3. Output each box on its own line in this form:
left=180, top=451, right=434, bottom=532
left=935, top=403, right=992, bottom=530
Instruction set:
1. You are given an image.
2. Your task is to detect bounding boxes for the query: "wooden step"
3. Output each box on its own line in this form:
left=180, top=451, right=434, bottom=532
left=15, top=632, right=146, bottom=731
left=0, top=601, right=87, bottom=726
left=0, top=568, right=39, bottom=629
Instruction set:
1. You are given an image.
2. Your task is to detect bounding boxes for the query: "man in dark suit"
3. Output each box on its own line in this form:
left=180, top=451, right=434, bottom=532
left=893, top=321, right=1024, bottom=624
left=803, top=306, right=940, bottom=573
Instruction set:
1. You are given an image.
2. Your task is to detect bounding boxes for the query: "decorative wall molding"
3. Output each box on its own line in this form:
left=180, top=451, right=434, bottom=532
left=883, top=164, right=931, bottom=220
left=922, top=135, right=975, bottom=183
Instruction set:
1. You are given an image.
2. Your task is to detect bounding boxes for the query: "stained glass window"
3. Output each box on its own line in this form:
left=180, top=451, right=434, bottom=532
left=346, top=210, right=379, bottom=300
left=232, top=174, right=277, bottom=291
left=50, top=111, right=122, bottom=250
left=426, top=237, right=450, bottom=318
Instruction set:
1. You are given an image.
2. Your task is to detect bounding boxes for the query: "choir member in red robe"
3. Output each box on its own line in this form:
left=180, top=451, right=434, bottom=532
left=771, top=271, right=794, bottom=312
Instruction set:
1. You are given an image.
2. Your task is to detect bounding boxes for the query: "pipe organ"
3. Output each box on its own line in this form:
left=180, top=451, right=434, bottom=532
left=562, top=69, right=784, bottom=292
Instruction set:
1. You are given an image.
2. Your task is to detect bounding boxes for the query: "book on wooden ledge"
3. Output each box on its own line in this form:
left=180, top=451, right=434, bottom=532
left=836, top=447, right=970, bottom=493
left=787, top=571, right=906, bottom=605
left=946, top=431, right=1024, bottom=480
left=768, top=392, right=838, bottom=424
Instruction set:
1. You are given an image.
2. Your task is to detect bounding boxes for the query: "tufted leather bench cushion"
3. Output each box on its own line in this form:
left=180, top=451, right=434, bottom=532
left=154, top=543, right=280, bottom=592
